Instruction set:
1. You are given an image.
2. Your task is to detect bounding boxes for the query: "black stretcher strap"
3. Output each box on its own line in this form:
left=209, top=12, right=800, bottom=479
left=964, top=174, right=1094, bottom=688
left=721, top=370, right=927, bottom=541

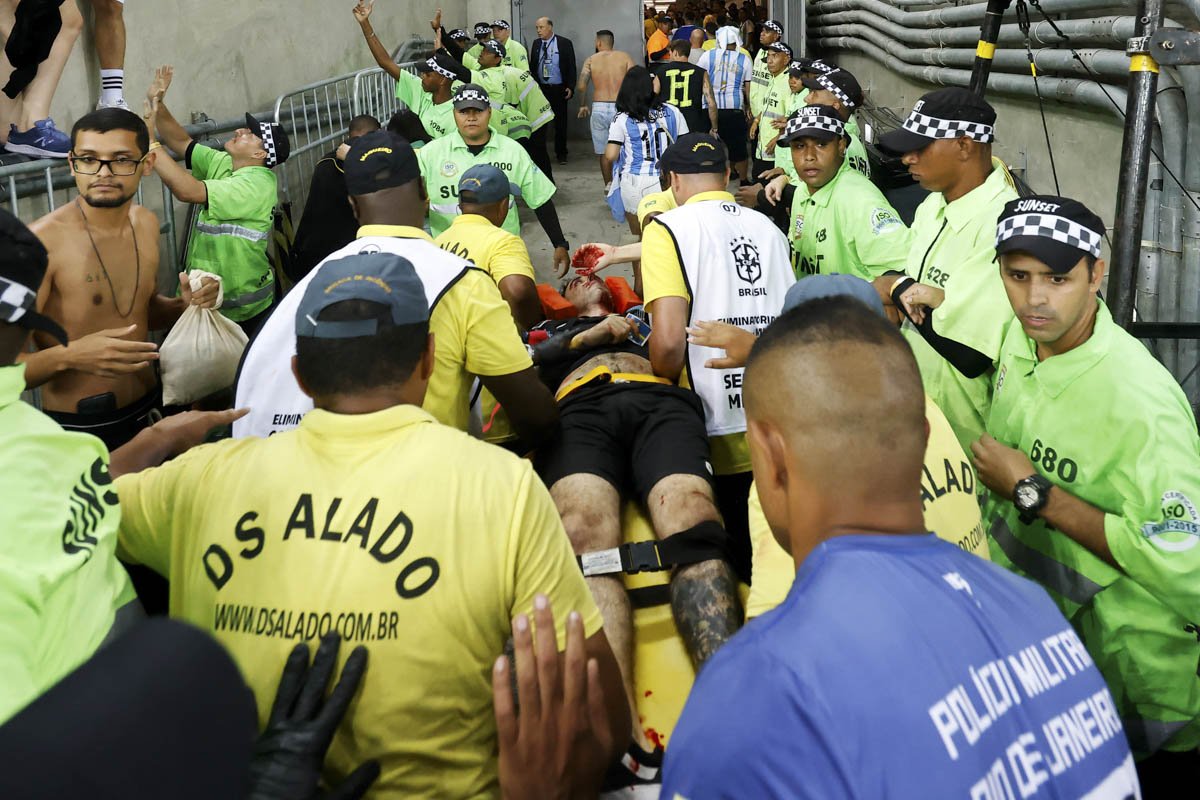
left=576, top=521, right=731, bottom=578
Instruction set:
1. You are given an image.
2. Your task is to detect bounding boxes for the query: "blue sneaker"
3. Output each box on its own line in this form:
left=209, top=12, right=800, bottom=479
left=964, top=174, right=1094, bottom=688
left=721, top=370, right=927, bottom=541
left=5, top=118, right=70, bottom=158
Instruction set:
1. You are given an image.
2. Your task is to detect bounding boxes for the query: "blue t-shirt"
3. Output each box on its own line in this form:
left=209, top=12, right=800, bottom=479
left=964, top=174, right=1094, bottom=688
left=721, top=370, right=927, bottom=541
left=673, top=25, right=699, bottom=41
left=661, top=534, right=1138, bottom=800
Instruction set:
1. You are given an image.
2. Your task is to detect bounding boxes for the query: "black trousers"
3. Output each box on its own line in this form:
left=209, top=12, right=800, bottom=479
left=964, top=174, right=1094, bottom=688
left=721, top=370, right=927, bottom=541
left=541, top=82, right=570, bottom=159
left=523, top=126, right=554, bottom=181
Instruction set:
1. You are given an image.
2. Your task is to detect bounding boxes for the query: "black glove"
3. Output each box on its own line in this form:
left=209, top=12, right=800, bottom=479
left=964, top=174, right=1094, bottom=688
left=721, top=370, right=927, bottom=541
left=247, top=633, right=379, bottom=800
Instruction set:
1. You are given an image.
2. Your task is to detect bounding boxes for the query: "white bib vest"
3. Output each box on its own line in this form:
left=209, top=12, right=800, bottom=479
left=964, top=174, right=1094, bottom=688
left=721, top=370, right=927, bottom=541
left=654, top=199, right=795, bottom=437
left=233, top=236, right=471, bottom=439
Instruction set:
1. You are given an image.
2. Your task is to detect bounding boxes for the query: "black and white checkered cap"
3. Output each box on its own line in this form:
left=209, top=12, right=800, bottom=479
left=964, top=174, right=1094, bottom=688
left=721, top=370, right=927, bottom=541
left=245, top=113, right=289, bottom=168
left=995, top=196, right=1106, bottom=271
left=813, top=72, right=852, bottom=107
left=767, top=41, right=793, bottom=58
left=474, top=23, right=492, bottom=36
left=901, top=109, right=994, bottom=143
left=484, top=39, right=506, bottom=58
left=0, top=277, right=34, bottom=327
left=778, top=104, right=845, bottom=144
left=491, top=19, right=511, bottom=29
left=996, top=213, right=1102, bottom=256
left=449, top=28, right=471, bottom=41
left=452, top=84, right=491, bottom=110
left=762, top=19, right=784, bottom=35
left=424, top=56, right=457, bottom=80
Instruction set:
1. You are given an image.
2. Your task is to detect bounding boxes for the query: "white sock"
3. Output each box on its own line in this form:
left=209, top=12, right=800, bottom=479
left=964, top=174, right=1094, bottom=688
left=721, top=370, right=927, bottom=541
left=100, top=69, right=124, bottom=105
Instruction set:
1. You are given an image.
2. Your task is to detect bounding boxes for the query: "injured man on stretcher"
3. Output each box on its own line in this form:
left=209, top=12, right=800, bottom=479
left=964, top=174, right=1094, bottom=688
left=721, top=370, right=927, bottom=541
left=529, top=273, right=743, bottom=753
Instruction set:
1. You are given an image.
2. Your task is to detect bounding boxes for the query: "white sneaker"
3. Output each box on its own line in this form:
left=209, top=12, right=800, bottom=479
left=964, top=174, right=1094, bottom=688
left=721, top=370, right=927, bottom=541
left=96, top=97, right=131, bottom=112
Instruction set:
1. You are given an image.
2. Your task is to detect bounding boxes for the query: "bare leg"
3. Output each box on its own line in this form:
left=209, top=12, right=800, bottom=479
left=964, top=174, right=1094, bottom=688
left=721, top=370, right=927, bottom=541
left=551, top=473, right=650, bottom=750
left=0, top=0, right=21, bottom=140
left=90, top=0, right=126, bottom=70
left=15, top=0, right=83, bottom=130
left=646, top=473, right=743, bottom=667
left=598, top=156, right=608, bottom=183
left=734, top=158, right=750, bottom=184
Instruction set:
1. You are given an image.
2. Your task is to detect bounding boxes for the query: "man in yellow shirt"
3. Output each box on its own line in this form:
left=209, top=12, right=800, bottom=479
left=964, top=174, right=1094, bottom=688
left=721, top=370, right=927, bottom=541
left=688, top=274, right=989, bottom=619
left=434, top=165, right=541, bottom=330
left=641, top=133, right=795, bottom=580
left=235, top=130, right=558, bottom=449
left=116, top=252, right=629, bottom=798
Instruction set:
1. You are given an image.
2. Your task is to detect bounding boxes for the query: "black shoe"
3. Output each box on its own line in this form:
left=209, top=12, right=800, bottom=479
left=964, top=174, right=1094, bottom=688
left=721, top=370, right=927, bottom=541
left=558, top=155, right=569, bottom=165
left=601, top=742, right=663, bottom=792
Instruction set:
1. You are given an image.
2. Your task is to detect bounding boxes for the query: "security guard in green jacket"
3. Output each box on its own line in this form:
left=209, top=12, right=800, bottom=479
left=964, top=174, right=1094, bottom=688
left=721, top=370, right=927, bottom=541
left=973, top=196, right=1200, bottom=779
left=771, top=106, right=909, bottom=280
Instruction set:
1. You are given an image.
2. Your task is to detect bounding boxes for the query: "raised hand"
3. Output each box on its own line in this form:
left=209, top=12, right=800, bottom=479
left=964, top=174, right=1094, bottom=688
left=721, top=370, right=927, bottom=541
left=352, top=0, right=375, bottom=25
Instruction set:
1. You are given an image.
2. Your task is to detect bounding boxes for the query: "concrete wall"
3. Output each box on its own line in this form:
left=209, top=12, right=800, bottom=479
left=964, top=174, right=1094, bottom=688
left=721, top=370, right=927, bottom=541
left=47, top=0, right=470, bottom=127
left=837, top=52, right=1127, bottom=237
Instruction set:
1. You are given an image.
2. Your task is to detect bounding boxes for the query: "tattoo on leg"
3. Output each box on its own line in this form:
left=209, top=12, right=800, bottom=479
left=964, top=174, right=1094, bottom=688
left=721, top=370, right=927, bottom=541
left=670, top=559, right=743, bottom=667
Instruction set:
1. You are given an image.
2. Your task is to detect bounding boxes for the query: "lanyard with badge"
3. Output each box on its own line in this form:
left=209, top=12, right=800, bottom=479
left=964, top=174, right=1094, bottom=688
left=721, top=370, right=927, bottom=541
left=542, top=38, right=554, bottom=81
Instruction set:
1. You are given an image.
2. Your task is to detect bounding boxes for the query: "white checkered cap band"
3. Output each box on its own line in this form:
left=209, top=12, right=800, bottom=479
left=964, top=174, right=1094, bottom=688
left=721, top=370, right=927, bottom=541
left=0, top=277, right=35, bottom=325
left=491, top=19, right=510, bottom=29
left=811, top=60, right=837, bottom=75
left=427, top=57, right=456, bottom=80
left=455, top=88, right=489, bottom=104
left=783, top=111, right=844, bottom=139
left=763, top=20, right=783, bottom=34
left=816, top=73, right=852, bottom=107
left=259, top=124, right=278, bottom=167
left=996, top=212, right=1103, bottom=257
left=901, top=110, right=994, bottom=143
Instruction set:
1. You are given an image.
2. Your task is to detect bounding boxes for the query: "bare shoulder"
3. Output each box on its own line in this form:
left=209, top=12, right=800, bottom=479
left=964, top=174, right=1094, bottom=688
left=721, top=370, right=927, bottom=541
left=27, top=203, right=80, bottom=255
left=129, top=203, right=160, bottom=235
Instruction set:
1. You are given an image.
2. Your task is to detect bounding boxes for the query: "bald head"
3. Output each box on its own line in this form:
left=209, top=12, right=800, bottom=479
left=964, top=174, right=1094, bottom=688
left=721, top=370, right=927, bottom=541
left=744, top=298, right=927, bottom=560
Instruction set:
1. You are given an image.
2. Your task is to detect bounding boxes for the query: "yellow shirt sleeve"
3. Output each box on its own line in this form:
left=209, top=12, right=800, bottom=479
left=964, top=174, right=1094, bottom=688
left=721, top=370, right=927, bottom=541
left=640, top=219, right=690, bottom=305
left=488, top=233, right=536, bottom=283
left=454, top=269, right=534, bottom=377
left=507, top=463, right=604, bottom=646
left=114, top=441, right=232, bottom=576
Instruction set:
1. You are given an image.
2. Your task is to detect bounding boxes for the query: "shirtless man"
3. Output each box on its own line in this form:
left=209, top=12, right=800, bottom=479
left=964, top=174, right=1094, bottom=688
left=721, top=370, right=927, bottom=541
left=19, top=108, right=216, bottom=450
left=532, top=273, right=742, bottom=764
left=577, top=31, right=634, bottom=182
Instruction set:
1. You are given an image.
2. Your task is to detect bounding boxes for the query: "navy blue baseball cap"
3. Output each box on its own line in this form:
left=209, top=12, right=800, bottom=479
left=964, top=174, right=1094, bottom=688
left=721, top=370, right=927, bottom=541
left=295, top=253, right=429, bottom=339
left=458, top=164, right=521, bottom=204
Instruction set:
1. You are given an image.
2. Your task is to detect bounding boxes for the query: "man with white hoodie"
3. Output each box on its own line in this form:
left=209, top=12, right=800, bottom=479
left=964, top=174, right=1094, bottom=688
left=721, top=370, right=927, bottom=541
left=696, top=26, right=754, bottom=183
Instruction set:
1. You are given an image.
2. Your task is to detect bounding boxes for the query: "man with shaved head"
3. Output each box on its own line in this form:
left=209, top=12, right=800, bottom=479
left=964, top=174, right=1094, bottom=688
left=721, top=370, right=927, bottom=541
left=661, top=298, right=1138, bottom=799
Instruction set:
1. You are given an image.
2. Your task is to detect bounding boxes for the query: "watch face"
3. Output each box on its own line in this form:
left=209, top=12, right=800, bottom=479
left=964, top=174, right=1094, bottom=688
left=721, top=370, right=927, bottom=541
left=1015, top=483, right=1039, bottom=510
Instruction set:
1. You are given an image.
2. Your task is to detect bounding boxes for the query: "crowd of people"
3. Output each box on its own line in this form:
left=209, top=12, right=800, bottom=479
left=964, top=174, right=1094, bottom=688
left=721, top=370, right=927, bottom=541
left=2, top=0, right=1200, bottom=797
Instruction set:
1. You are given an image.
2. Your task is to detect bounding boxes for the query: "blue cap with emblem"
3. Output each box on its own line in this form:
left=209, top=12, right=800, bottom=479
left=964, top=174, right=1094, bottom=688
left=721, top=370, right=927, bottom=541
left=458, top=164, right=521, bottom=204
left=782, top=274, right=886, bottom=317
left=295, top=253, right=429, bottom=340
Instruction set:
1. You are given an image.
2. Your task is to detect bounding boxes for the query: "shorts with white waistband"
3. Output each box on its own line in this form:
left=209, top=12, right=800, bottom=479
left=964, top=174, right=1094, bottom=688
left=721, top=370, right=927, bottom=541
left=619, top=173, right=662, bottom=217
left=591, top=101, right=617, bottom=155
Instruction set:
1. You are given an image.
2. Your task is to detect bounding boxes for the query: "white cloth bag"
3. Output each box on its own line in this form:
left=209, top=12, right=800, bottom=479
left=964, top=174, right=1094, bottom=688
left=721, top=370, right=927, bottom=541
left=159, top=270, right=249, bottom=406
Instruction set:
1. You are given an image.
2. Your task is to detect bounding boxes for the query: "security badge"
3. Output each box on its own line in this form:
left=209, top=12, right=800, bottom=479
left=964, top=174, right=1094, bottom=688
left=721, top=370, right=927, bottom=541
left=440, top=161, right=458, bottom=178
left=793, top=213, right=804, bottom=238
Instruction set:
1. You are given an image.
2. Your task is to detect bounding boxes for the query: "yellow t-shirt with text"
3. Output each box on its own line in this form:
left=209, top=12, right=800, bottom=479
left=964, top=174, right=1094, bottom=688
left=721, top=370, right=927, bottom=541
left=745, top=396, right=989, bottom=618
left=115, top=405, right=603, bottom=799
left=434, top=214, right=536, bottom=285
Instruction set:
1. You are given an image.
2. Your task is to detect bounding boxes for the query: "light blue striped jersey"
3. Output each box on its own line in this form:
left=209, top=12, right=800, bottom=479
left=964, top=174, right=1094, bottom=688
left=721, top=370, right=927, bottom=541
left=607, top=106, right=688, bottom=178
left=697, top=48, right=753, bottom=110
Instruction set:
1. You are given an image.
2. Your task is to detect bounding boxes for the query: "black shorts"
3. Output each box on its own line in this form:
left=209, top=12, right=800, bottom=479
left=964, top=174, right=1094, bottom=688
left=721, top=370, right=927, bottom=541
left=46, top=386, right=163, bottom=451
left=717, top=109, right=749, bottom=161
left=536, top=383, right=714, bottom=501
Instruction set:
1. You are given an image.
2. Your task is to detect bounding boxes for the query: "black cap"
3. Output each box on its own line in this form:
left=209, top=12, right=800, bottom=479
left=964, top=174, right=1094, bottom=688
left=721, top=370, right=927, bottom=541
left=343, top=130, right=421, bottom=196
left=793, top=56, right=836, bottom=75
left=878, top=87, right=997, bottom=155
left=416, top=52, right=461, bottom=80
left=762, top=19, right=784, bottom=35
left=474, top=22, right=491, bottom=36
left=491, top=19, right=511, bottom=30
left=244, top=112, right=290, bottom=168
left=449, top=28, right=471, bottom=41
left=295, top=253, right=429, bottom=340
left=659, top=15, right=674, bottom=25
left=483, top=39, right=507, bottom=59
left=452, top=83, right=491, bottom=111
left=766, top=41, right=793, bottom=59
left=802, top=69, right=863, bottom=110
left=0, top=208, right=67, bottom=346
left=778, top=104, right=845, bottom=145
left=995, top=195, right=1105, bottom=273
left=661, top=132, right=728, bottom=174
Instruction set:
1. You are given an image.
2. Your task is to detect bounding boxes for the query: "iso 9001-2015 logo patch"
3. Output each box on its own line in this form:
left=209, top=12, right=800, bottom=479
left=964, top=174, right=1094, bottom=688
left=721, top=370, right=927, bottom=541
left=1143, top=490, right=1200, bottom=552
left=440, top=161, right=458, bottom=178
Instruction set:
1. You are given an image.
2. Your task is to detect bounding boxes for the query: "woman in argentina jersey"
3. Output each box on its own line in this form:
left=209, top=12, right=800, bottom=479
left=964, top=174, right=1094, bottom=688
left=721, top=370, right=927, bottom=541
left=602, top=66, right=688, bottom=235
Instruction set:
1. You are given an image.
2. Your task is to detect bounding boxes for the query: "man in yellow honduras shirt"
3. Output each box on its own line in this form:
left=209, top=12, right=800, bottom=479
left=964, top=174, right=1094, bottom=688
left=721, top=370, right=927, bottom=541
left=114, top=252, right=629, bottom=798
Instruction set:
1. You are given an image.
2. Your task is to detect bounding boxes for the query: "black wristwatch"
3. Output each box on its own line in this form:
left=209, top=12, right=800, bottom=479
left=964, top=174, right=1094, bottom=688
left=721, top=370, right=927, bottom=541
left=1013, top=474, right=1053, bottom=524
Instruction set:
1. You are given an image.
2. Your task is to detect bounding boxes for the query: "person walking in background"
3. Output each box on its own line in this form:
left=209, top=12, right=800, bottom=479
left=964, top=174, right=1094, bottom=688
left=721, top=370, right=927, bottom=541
left=530, top=17, right=576, bottom=165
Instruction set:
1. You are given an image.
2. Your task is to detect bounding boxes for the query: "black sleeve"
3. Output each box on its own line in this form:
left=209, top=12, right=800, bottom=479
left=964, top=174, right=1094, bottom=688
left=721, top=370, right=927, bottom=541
left=650, top=46, right=671, bottom=61
left=563, top=38, right=578, bottom=87
left=533, top=199, right=568, bottom=250
left=890, top=277, right=993, bottom=379
left=438, top=27, right=465, bottom=64
left=184, top=140, right=198, bottom=169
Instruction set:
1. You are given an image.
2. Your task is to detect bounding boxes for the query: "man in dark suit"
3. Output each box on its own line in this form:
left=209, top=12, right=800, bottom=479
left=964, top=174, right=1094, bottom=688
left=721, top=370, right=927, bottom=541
left=531, top=17, right=576, bottom=165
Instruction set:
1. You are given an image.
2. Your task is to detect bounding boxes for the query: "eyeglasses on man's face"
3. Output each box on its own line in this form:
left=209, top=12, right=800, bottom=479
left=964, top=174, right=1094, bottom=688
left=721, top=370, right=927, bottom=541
left=69, top=154, right=148, bottom=176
